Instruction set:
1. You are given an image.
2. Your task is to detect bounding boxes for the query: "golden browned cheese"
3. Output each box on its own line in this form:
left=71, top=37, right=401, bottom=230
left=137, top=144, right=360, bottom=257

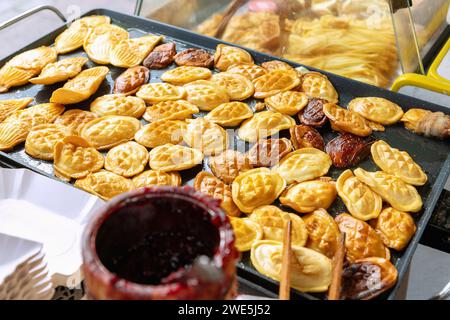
left=335, top=213, right=390, bottom=262
left=262, top=60, right=293, bottom=72
left=0, top=103, right=65, bottom=151
left=323, top=103, right=372, bottom=136
left=232, top=168, right=286, bottom=213
left=371, top=140, right=427, bottom=186
left=83, top=24, right=129, bottom=64
left=227, top=63, right=267, bottom=80
left=75, top=170, right=134, bottom=201
left=110, top=35, right=163, bottom=68
left=5, top=46, right=58, bottom=72
left=303, top=209, right=340, bottom=258
left=372, top=207, right=416, bottom=251
left=80, top=115, right=141, bottom=150
left=54, top=15, right=111, bottom=54
left=53, top=136, right=104, bottom=182
left=365, top=119, right=385, bottom=132
left=300, top=72, right=338, bottom=104
left=230, top=217, right=262, bottom=252
left=279, top=178, right=337, bottom=213
left=251, top=240, right=332, bottom=292
left=252, top=70, right=300, bottom=99
left=272, top=148, right=332, bottom=184
left=136, top=83, right=186, bottom=104
left=210, top=72, right=254, bottom=101
left=3, top=103, right=64, bottom=129
left=194, top=171, right=240, bottom=217
left=50, top=67, right=109, bottom=105
left=0, top=98, right=33, bottom=122
left=348, top=97, right=403, bottom=125
left=353, top=168, right=423, bottom=213
left=161, top=66, right=212, bottom=85
left=0, top=66, right=35, bottom=93
left=54, top=20, right=91, bottom=54
left=265, top=91, right=308, bottom=116
left=183, top=118, right=228, bottom=156
left=214, top=44, right=253, bottom=71
left=134, top=119, right=186, bottom=148
left=104, top=141, right=149, bottom=178
left=205, top=102, right=253, bottom=127
left=132, top=170, right=181, bottom=188
left=148, top=144, right=203, bottom=172
left=25, top=124, right=72, bottom=160
left=29, top=57, right=88, bottom=85
left=90, top=94, right=146, bottom=119
left=0, top=121, right=29, bottom=152
left=54, top=109, right=98, bottom=135
left=143, top=100, right=198, bottom=123
left=183, top=80, right=229, bottom=111
left=249, top=205, right=308, bottom=247
left=0, top=46, right=57, bottom=92
left=238, top=111, right=295, bottom=143
left=208, top=150, right=253, bottom=184
left=336, top=169, right=382, bottom=221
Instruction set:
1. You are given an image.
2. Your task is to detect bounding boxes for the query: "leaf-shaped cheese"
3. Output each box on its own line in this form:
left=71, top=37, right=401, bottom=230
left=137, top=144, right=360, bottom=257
left=0, top=97, right=33, bottom=122
left=110, top=35, right=163, bottom=68
left=29, top=57, right=88, bottom=85
left=83, top=24, right=129, bottom=64
left=50, top=66, right=109, bottom=104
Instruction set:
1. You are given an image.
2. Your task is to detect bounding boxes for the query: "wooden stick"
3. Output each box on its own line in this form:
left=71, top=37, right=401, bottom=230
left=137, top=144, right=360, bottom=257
left=279, top=219, right=292, bottom=300
left=213, top=0, right=247, bottom=39
left=328, top=232, right=346, bottom=300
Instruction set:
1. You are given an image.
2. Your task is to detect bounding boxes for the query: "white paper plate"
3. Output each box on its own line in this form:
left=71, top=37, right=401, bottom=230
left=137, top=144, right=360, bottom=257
left=0, top=234, right=54, bottom=299
left=0, top=168, right=104, bottom=286
left=0, top=233, right=42, bottom=283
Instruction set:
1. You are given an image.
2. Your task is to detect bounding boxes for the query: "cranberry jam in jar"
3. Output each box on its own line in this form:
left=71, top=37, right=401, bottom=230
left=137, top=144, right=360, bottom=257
left=82, top=186, right=238, bottom=300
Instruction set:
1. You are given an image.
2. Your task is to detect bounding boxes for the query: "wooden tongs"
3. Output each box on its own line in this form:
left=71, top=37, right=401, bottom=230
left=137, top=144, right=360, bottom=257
left=213, top=0, right=248, bottom=39
left=328, top=232, right=346, bottom=300
left=279, top=218, right=292, bottom=300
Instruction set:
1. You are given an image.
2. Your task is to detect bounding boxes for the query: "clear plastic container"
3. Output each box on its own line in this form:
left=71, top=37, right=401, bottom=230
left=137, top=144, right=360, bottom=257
left=142, top=0, right=449, bottom=89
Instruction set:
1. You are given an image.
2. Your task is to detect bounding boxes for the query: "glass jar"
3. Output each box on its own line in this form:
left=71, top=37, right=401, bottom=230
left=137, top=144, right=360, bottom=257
left=82, top=186, right=238, bottom=300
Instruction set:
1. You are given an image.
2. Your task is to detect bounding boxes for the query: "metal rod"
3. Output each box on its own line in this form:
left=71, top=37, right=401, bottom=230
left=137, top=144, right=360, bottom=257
left=0, top=5, right=66, bottom=31
left=134, top=0, right=144, bottom=16
left=405, top=2, right=426, bottom=74
left=429, top=281, right=450, bottom=300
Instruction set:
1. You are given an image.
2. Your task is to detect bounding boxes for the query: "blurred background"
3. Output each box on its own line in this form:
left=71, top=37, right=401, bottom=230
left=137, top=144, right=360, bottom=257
left=0, top=0, right=449, bottom=299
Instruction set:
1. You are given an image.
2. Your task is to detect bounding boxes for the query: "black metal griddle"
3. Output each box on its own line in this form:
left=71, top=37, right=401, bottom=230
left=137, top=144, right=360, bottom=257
left=0, top=8, right=449, bottom=300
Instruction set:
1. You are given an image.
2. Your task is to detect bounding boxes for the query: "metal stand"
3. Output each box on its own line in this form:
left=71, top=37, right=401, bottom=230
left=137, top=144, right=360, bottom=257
left=134, top=0, right=144, bottom=16
left=0, top=5, right=66, bottom=31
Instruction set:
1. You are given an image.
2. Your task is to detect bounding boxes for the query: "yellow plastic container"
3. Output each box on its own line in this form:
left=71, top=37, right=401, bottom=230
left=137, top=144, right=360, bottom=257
left=428, top=37, right=450, bottom=83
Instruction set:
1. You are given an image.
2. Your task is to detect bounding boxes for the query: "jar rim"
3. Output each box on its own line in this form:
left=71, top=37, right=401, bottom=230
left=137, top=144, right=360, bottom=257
left=82, top=186, right=236, bottom=299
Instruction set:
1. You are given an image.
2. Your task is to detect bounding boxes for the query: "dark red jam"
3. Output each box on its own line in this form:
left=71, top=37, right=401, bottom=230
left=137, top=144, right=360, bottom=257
left=83, top=186, right=237, bottom=300
left=95, top=195, right=220, bottom=286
